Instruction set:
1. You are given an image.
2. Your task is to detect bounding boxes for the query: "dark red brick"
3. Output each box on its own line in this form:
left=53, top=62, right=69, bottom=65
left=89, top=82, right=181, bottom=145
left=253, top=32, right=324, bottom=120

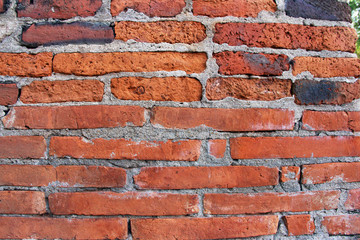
left=0, top=83, right=18, bottom=105
left=0, top=136, right=46, bottom=159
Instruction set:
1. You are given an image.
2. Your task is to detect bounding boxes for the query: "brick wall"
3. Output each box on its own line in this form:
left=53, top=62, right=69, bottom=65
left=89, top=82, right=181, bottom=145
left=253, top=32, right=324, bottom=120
left=0, top=0, right=359, bottom=239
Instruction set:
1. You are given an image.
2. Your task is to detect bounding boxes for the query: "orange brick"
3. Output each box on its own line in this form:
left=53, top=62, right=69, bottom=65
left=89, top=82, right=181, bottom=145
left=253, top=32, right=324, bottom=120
left=302, top=111, right=350, bottom=131
left=0, top=136, right=46, bottom=159
left=345, top=189, right=360, bottom=210
left=348, top=112, right=360, bottom=131
left=284, top=215, right=315, bottom=236
left=281, top=166, right=300, bottom=182
left=0, top=165, right=56, bottom=186
left=0, top=191, right=46, bottom=214
left=208, top=139, right=226, bottom=158
left=322, top=215, right=360, bottom=235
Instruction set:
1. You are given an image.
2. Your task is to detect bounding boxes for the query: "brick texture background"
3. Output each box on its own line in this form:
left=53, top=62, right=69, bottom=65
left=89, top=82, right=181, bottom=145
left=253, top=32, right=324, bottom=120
left=0, top=0, right=359, bottom=239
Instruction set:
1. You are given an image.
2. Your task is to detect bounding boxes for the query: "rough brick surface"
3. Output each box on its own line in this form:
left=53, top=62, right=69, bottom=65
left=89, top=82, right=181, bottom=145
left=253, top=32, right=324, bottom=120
left=204, top=191, right=340, bottom=214
left=131, top=216, right=279, bottom=240
left=115, top=21, right=206, bottom=44
left=348, top=112, right=360, bottom=131
left=2, top=105, right=145, bottom=129
left=0, top=83, right=18, bottom=105
left=0, top=136, right=46, bottom=159
left=214, top=23, right=356, bottom=52
left=322, top=215, right=360, bottom=235
left=281, top=166, right=300, bottom=182
left=50, top=137, right=201, bottom=161
left=214, top=51, right=290, bottom=76
left=134, top=166, right=278, bottom=189
left=111, top=0, right=185, bottom=17
left=0, top=52, right=52, bottom=77
left=151, top=107, right=294, bottom=131
left=293, top=80, right=360, bottom=105
left=17, top=0, right=102, bottom=19
left=345, top=189, right=360, bottom=210
left=284, top=215, right=315, bottom=236
left=302, top=162, right=360, bottom=184
left=20, top=80, right=104, bottom=103
left=230, top=136, right=360, bottom=159
left=49, top=192, right=199, bottom=216
left=206, top=77, right=292, bottom=101
left=0, top=217, right=128, bottom=239
left=302, top=111, right=349, bottom=131
left=208, top=139, right=227, bottom=158
left=0, top=165, right=55, bottom=186
left=22, top=22, right=114, bottom=47
left=193, top=0, right=277, bottom=17
left=53, top=52, right=207, bottom=75
left=293, top=57, right=360, bottom=78
left=0, top=191, right=46, bottom=214
left=111, top=77, right=202, bottom=102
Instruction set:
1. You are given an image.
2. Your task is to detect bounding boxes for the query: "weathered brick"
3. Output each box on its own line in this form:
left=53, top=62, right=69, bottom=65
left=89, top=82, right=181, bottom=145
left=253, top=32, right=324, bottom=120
left=0, top=0, right=8, bottom=14
left=56, top=166, right=126, bottom=188
left=204, top=190, right=340, bottom=214
left=284, top=215, right=315, bottom=236
left=111, top=0, right=185, bottom=17
left=0, top=83, right=18, bottom=105
left=111, top=77, right=202, bottom=102
left=21, top=80, right=104, bottom=103
left=322, top=215, right=360, bottom=235
left=348, top=112, right=360, bottom=131
left=206, top=77, right=292, bottom=101
left=0, top=52, right=52, bottom=77
left=0, top=136, right=46, bottom=159
left=50, top=136, right=201, bottom=161
left=151, top=107, right=294, bottom=131
left=285, top=0, right=351, bottom=22
left=193, top=0, right=277, bottom=17
left=208, top=139, right=226, bottom=158
left=302, top=162, right=360, bottom=184
left=0, top=165, right=56, bottom=186
left=2, top=105, right=145, bottom=129
left=49, top=192, right=198, bottom=216
left=302, top=111, right=349, bottom=131
left=53, top=52, right=207, bottom=76
left=345, top=189, right=360, bottom=210
left=0, top=217, right=127, bottom=239
left=293, top=80, right=360, bottom=105
left=134, top=166, right=278, bottom=189
left=0, top=191, right=46, bottom=214
left=115, top=21, right=206, bottom=44
left=131, top=216, right=279, bottom=240
left=214, top=51, right=290, bottom=76
left=281, top=166, right=300, bottom=182
left=230, top=136, right=360, bottom=159
left=293, top=57, right=360, bottom=78
left=17, top=0, right=102, bottom=19
left=22, top=22, right=114, bottom=47
left=214, top=23, right=356, bottom=52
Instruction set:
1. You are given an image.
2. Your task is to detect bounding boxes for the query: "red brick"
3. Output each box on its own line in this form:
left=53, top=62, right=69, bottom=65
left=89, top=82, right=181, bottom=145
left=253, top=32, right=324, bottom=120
left=206, top=77, right=292, bottom=101
left=0, top=217, right=127, bottom=239
left=214, top=23, right=357, bottom=52
left=2, top=105, right=145, bottom=129
left=214, top=51, right=290, bottom=76
left=293, top=57, right=360, bottom=78
left=22, top=22, right=114, bottom=47
left=111, top=77, right=202, bottom=102
left=17, top=0, right=102, bottom=19
left=0, top=83, right=18, bottom=105
left=281, top=166, right=300, bottom=182
left=322, top=215, right=360, bottom=235
left=111, top=0, right=185, bottom=17
left=49, top=192, right=198, bottom=216
left=131, top=216, right=279, bottom=239
left=230, top=136, right=360, bottom=159
left=0, top=191, right=46, bottom=214
left=0, top=136, right=46, bottom=159
left=0, top=0, right=7, bottom=13
left=302, top=111, right=350, bottom=131
left=53, top=52, right=206, bottom=76
left=284, top=215, right=315, bottom=236
left=208, top=139, right=226, bottom=158
left=204, top=190, right=340, bottom=214
left=56, top=166, right=126, bottom=188
left=21, top=80, right=104, bottom=103
left=115, top=21, right=206, bottom=44
left=50, top=136, right=201, bottom=161
left=193, top=0, right=277, bottom=17
left=302, top=162, right=360, bottom=184
left=348, top=112, right=360, bottom=131
left=134, top=166, right=278, bottom=189
left=0, top=165, right=56, bottom=186
left=345, top=189, right=360, bottom=210
left=0, top=52, right=52, bottom=77
left=151, top=107, right=294, bottom=131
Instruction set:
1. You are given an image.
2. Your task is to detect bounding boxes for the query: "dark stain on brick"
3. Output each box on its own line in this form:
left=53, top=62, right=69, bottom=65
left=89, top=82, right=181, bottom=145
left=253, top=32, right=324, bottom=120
left=293, top=80, right=337, bottom=105
left=0, top=0, right=10, bottom=13
left=243, top=52, right=290, bottom=76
